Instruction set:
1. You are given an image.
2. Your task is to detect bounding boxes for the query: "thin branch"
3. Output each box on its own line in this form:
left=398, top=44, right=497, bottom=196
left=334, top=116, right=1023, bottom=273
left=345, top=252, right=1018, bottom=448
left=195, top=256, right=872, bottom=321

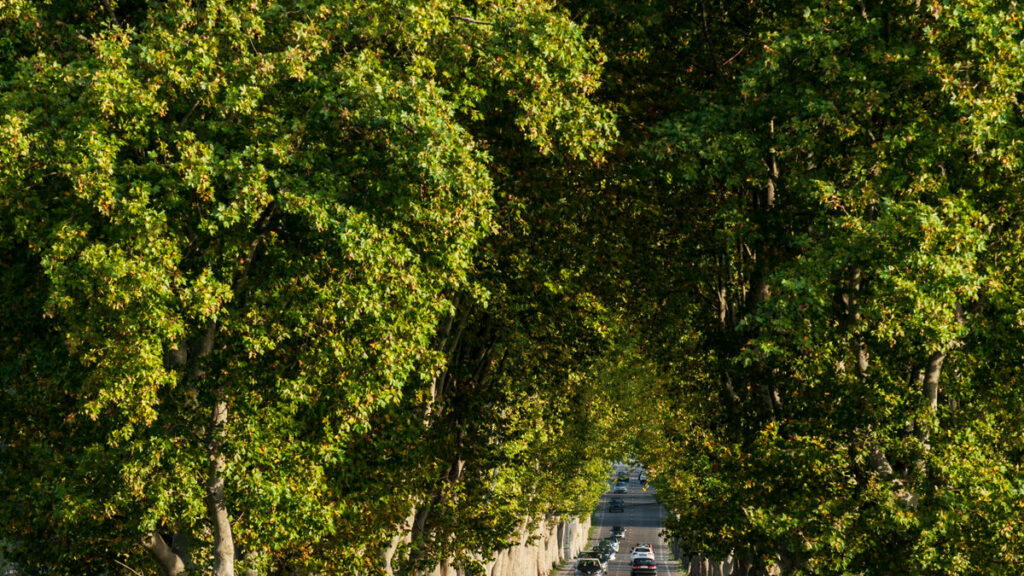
left=451, top=15, right=493, bottom=25
left=179, top=99, right=202, bottom=128
left=722, top=46, right=746, bottom=66
left=114, top=559, right=144, bottom=576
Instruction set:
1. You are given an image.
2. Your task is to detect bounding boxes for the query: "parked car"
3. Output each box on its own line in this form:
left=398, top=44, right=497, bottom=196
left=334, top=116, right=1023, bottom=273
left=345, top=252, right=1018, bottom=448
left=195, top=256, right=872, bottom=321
left=578, top=551, right=607, bottom=570
left=613, top=481, right=628, bottom=493
left=631, top=557, right=657, bottom=575
left=594, top=541, right=616, bottom=562
left=609, top=497, right=624, bottom=512
left=575, top=557, right=604, bottom=576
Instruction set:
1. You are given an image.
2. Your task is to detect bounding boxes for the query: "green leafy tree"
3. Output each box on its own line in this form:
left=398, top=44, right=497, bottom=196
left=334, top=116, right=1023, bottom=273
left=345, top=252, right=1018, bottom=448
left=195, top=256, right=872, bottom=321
left=375, top=102, right=622, bottom=575
left=569, top=1, right=1024, bottom=574
left=0, top=1, right=612, bottom=574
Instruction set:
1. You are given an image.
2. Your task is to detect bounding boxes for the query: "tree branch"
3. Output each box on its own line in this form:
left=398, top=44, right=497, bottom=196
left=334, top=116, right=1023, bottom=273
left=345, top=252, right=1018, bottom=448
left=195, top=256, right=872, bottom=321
left=115, top=559, right=145, bottom=576
left=451, top=15, right=493, bottom=25
left=721, top=46, right=746, bottom=67
left=141, top=532, right=186, bottom=576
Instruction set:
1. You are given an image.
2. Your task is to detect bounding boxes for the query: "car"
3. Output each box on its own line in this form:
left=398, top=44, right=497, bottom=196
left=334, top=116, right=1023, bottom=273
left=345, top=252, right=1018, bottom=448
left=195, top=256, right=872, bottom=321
left=632, top=550, right=655, bottom=562
left=617, top=471, right=630, bottom=482
left=575, top=557, right=604, bottom=576
left=601, top=538, right=619, bottom=553
left=594, top=541, right=616, bottom=562
left=609, top=498, right=624, bottom=512
left=631, top=544, right=655, bottom=561
left=633, top=551, right=655, bottom=563
left=613, top=481, right=628, bottom=493
left=594, top=550, right=614, bottom=564
left=631, top=557, right=657, bottom=575
left=596, top=538, right=618, bottom=555
left=578, top=551, right=607, bottom=570
left=610, top=526, right=626, bottom=539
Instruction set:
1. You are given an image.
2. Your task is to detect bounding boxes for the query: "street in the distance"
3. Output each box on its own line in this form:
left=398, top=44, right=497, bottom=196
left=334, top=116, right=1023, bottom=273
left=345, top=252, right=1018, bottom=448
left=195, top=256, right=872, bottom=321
left=558, top=465, right=681, bottom=576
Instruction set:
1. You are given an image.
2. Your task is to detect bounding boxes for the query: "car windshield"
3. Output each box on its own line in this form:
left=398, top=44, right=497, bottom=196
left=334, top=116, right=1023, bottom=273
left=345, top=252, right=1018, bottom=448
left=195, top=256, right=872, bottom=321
left=578, top=559, right=600, bottom=568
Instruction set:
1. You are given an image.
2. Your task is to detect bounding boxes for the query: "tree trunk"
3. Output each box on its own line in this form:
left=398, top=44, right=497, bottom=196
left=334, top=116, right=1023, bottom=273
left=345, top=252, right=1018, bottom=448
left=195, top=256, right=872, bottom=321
left=915, top=349, right=946, bottom=480
left=923, top=350, right=945, bottom=415
left=383, top=511, right=416, bottom=575
left=206, top=386, right=235, bottom=576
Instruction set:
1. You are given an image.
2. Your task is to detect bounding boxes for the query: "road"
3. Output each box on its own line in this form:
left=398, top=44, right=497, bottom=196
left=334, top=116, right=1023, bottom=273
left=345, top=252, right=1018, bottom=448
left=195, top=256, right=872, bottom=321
left=558, top=465, right=682, bottom=576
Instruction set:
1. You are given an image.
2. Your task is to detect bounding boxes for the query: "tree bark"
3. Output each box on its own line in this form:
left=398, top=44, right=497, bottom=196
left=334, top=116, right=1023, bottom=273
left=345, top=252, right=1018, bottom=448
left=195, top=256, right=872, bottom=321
left=836, top=266, right=868, bottom=377
left=867, top=443, right=893, bottom=478
left=206, top=386, right=235, bottom=576
left=916, top=349, right=946, bottom=466
left=141, top=532, right=186, bottom=576
left=383, top=511, right=417, bottom=575
left=923, top=350, right=945, bottom=414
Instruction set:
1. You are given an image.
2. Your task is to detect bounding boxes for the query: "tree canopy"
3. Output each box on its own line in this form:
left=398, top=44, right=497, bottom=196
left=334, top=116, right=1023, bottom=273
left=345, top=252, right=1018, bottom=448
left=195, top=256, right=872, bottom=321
left=4, top=1, right=1024, bottom=576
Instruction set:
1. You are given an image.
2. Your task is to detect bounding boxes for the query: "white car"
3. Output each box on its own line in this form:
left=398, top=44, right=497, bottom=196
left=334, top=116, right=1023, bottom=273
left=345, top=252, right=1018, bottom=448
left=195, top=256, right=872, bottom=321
left=633, top=550, right=655, bottom=562
left=613, top=481, right=628, bottom=493
left=631, top=544, right=655, bottom=561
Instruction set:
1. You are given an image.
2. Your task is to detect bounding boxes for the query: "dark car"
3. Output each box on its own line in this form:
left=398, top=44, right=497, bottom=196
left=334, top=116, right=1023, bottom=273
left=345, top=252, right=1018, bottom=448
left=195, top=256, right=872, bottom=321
left=631, top=557, right=657, bottom=576
left=578, top=551, right=607, bottom=570
left=610, top=526, right=626, bottom=539
left=592, top=540, right=616, bottom=563
left=609, top=498, right=624, bottom=512
left=575, top=557, right=604, bottom=576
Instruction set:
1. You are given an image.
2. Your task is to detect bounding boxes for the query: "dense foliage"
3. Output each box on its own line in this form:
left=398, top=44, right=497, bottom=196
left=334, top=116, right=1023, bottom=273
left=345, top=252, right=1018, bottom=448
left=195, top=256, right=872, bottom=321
left=4, top=1, right=1024, bottom=575
left=568, top=1, right=1024, bottom=575
left=0, top=0, right=615, bottom=574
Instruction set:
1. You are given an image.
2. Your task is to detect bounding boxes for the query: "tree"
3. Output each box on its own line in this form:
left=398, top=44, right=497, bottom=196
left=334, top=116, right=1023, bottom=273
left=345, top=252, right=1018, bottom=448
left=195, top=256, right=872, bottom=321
left=570, top=0, right=1024, bottom=574
left=0, top=1, right=613, bottom=574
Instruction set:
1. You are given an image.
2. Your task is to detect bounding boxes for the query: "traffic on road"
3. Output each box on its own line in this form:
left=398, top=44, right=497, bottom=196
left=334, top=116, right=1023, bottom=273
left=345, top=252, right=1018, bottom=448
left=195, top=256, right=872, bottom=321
left=565, top=464, right=680, bottom=576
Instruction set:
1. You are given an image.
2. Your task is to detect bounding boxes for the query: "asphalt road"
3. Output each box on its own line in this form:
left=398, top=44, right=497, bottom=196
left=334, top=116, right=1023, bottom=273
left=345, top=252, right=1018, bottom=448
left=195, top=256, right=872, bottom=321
left=558, top=465, right=682, bottom=576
